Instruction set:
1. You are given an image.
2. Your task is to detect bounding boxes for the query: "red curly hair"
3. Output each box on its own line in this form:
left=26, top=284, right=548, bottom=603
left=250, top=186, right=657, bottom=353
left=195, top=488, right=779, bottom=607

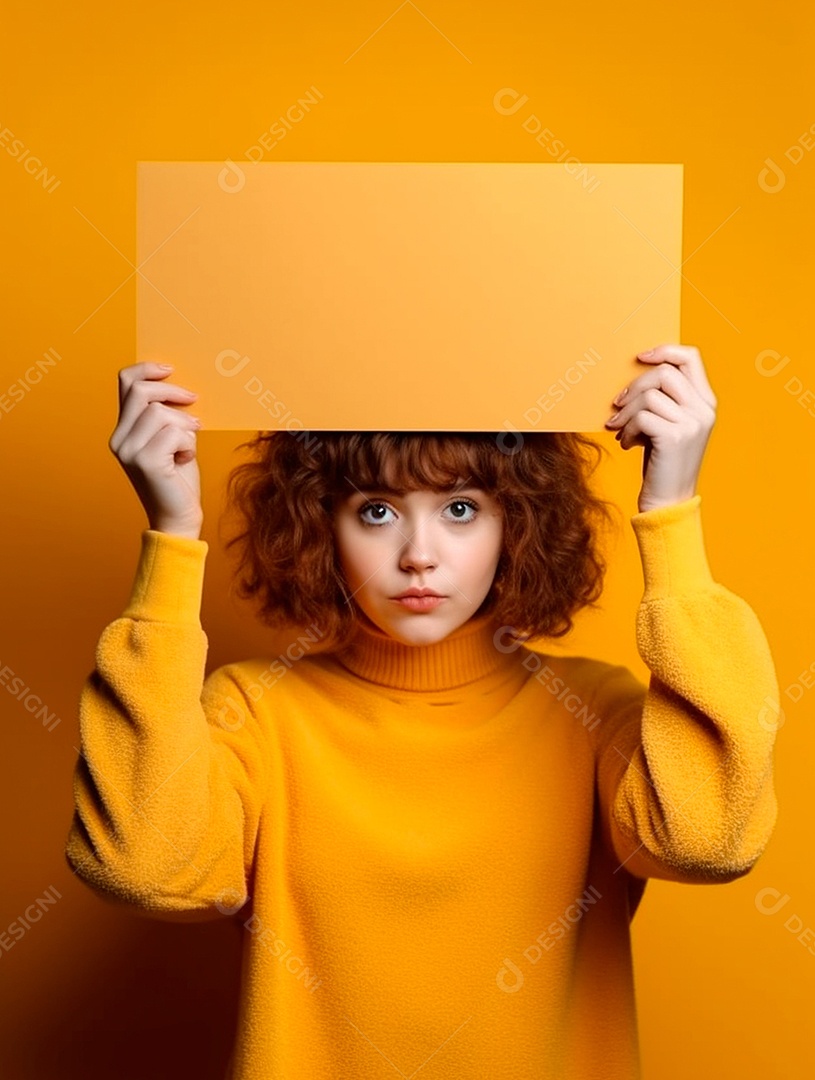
left=219, top=430, right=619, bottom=650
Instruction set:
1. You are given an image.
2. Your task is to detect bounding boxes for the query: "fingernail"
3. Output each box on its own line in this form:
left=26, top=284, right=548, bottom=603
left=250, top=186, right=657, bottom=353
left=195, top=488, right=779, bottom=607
left=158, top=363, right=173, bottom=369
left=638, top=349, right=655, bottom=358
left=613, top=387, right=629, bottom=405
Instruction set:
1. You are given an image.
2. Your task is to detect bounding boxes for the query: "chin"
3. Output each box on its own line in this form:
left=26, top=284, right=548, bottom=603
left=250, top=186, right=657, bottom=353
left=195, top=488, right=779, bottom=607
left=389, top=626, right=449, bottom=646
left=386, top=612, right=466, bottom=645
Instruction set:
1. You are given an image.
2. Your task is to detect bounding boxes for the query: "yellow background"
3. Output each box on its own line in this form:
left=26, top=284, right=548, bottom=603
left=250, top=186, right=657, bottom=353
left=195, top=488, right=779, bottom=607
left=2, top=1, right=813, bottom=1076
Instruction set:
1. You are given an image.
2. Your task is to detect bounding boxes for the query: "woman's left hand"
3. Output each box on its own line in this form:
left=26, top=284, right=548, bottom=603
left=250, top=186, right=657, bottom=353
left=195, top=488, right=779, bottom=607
left=604, top=343, right=718, bottom=514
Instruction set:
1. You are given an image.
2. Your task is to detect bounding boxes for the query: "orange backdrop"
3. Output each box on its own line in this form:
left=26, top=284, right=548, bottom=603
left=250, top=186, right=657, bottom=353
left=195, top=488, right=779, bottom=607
left=2, top=1, right=813, bottom=1077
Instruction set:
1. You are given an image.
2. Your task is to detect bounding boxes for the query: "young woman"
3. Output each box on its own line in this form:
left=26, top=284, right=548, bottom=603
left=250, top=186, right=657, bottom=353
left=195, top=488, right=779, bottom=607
left=65, top=345, right=779, bottom=1080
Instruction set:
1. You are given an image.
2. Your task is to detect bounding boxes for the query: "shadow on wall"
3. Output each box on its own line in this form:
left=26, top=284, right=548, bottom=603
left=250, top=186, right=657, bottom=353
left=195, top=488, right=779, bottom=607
left=7, top=910, right=243, bottom=1079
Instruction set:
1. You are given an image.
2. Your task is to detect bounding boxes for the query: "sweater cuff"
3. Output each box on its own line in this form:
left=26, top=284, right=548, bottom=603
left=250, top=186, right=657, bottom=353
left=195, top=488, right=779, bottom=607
left=121, top=530, right=209, bottom=624
left=630, top=494, right=714, bottom=600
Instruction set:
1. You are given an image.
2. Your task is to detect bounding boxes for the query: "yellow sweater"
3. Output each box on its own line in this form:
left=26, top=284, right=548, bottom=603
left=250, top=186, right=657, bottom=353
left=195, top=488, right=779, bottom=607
left=65, top=494, right=779, bottom=1080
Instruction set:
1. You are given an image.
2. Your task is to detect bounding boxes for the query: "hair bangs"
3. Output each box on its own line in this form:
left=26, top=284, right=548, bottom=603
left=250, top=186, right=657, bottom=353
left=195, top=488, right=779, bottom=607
left=318, top=433, right=503, bottom=500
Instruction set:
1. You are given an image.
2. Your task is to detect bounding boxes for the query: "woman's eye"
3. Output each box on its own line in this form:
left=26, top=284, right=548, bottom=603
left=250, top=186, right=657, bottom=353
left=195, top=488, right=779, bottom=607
left=358, top=502, right=394, bottom=526
left=444, top=499, right=478, bottom=523
left=358, top=499, right=478, bottom=527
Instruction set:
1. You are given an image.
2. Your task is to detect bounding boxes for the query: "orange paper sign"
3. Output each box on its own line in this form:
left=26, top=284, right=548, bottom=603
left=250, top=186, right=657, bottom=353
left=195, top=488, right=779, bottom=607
left=136, top=161, right=682, bottom=432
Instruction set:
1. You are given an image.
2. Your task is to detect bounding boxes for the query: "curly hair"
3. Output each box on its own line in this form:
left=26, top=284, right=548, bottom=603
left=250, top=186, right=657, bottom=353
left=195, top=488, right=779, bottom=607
left=218, top=430, right=620, bottom=650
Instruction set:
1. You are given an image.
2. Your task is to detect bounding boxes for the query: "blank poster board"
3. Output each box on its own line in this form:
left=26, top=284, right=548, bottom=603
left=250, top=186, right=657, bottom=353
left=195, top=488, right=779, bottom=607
left=136, top=162, right=682, bottom=432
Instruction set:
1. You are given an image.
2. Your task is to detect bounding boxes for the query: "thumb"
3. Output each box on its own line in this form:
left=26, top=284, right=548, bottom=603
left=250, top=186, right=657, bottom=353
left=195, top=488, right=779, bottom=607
left=641, top=441, right=652, bottom=480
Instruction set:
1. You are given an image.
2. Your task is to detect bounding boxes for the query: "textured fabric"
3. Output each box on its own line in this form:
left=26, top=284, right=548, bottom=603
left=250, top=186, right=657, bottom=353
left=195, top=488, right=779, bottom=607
left=65, top=494, right=779, bottom=1079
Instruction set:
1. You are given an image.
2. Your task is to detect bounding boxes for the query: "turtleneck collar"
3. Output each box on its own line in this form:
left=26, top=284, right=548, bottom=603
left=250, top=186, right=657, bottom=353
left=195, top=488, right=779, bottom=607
left=331, top=609, right=523, bottom=692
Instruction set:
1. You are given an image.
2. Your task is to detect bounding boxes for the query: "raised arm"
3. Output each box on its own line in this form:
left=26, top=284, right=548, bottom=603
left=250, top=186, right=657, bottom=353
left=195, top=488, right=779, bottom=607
left=593, top=496, right=779, bottom=884
left=64, top=529, right=269, bottom=921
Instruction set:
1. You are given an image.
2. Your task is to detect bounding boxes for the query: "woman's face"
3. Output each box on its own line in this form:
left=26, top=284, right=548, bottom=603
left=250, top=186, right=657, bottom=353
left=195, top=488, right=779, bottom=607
left=332, top=482, right=504, bottom=646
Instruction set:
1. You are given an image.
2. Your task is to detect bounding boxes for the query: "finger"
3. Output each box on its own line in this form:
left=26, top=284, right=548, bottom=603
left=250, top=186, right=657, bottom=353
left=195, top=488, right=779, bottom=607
left=142, top=423, right=199, bottom=467
left=115, top=400, right=200, bottom=463
left=617, top=410, right=674, bottom=451
left=635, top=344, right=717, bottom=408
left=608, top=385, right=685, bottom=437
left=612, top=363, right=698, bottom=412
left=113, top=369, right=199, bottom=450
left=117, top=362, right=178, bottom=410
left=111, top=395, right=200, bottom=458
left=129, top=424, right=199, bottom=478
left=116, top=362, right=198, bottom=413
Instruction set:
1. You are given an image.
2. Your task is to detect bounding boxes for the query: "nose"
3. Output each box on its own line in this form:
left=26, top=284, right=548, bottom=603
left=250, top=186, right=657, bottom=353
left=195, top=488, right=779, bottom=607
left=398, top=518, right=438, bottom=572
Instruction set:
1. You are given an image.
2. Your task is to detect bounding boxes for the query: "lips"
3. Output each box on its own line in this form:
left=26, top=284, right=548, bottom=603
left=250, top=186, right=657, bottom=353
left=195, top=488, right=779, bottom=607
left=392, top=595, right=447, bottom=611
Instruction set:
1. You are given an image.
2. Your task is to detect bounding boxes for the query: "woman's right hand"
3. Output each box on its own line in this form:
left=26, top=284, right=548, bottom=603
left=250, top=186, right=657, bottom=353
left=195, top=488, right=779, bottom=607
left=109, top=362, right=204, bottom=539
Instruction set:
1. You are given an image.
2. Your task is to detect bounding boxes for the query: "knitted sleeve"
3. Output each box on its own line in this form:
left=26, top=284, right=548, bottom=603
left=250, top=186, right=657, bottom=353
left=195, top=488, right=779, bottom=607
left=593, top=496, right=780, bottom=883
left=64, top=530, right=269, bottom=921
